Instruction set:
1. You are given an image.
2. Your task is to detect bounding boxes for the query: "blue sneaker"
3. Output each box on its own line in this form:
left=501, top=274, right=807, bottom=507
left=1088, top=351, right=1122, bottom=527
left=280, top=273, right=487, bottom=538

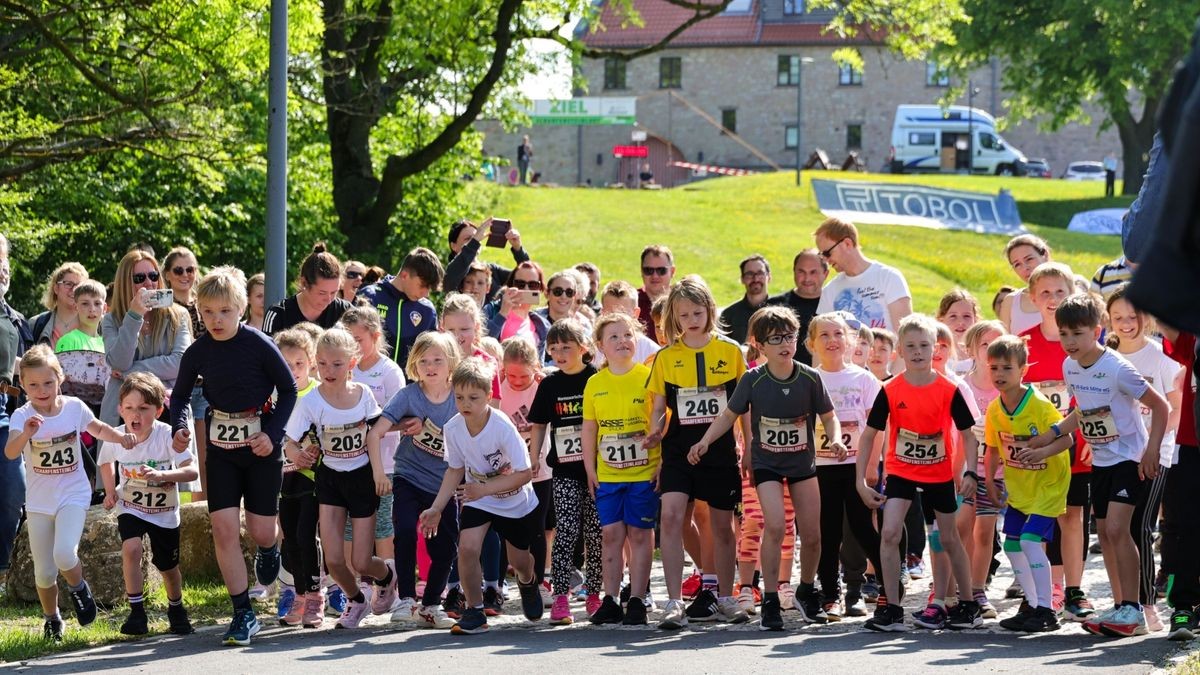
left=277, top=584, right=297, bottom=622
left=255, top=546, right=281, bottom=587
left=451, top=607, right=489, bottom=634
left=326, top=585, right=348, bottom=617
left=222, top=608, right=261, bottom=646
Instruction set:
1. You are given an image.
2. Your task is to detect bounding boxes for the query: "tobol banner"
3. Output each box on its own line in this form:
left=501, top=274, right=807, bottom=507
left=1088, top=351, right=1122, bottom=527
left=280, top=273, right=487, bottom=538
left=812, top=179, right=1025, bottom=235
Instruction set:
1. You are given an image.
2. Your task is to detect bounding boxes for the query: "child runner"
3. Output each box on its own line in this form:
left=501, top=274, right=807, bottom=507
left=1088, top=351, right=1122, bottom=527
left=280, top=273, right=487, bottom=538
left=6, top=345, right=136, bottom=640
left=283, top=328, right=396, bottom=629
left=867, top=329, right=896, bottom=382
left=648, top=276, right=749, bottom=629
left=595, top=280, right=661, bottom=366
left=99, top=372, right=198, bottom=636
left=999, top=234, right=1053, bottom=335
left=419, top=357, right=546, bottom=634
left=857, top=314, right=982, bottom=631
left=55, top=281, right=106, bottom=354
left=936, top=289, right=981, bottom=376
left=169, top=267, right=298, bottom=646
left=369, top=331, right=461, bottom=628
left=582, top=312, right=661, bottom=626
left=983, top=335, right=1073, bottom=632
left=530, top=319, right=603, bottom=624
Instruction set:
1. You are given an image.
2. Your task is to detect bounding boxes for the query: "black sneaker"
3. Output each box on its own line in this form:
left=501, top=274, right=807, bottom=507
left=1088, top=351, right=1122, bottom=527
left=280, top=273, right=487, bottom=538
left=865, top=603, right=908, bottom=632
left=518, top=579, right=544, bottom=621
left=760, top=597, right=784, bottom=631
left=622, top=595, right=648, bottom=625
left=1021, top=606, right=1060, bottom=632
left=443, top=586, right=466, bottom=619
left=43, top=617, right=64, bottom=641
left=590, top=595, right=623, bottom=625
left=798, top=594, right=830, bottom=624
left=120, top=609, right=149, bottom=636
left=254, top=546, right=281, bottom=588
left=168, top=603, right=195, bottom=635
left=619, top=582, right=631, bottom=609
left=1169, top=609, right=1198, bottom=642
left=69, top=581, right=97, bottom=627
left=946, top=600, right=983, bottom=630
left=686, top=589, right=720, bottom=622
left=999, top=600, right=1035, bottom=631
left=483, top=586, right=504, bottom=616
left=451, top=607, right=489, bottom=635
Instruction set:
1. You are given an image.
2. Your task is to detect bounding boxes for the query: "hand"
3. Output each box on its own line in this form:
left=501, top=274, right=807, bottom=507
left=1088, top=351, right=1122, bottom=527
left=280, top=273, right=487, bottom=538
left=587, top=474, right=599, bottom=499
left=499, top=287, right=518, bottom=317
left=142, top=468, right=164, bottom=483
left=687, top=441, right=708, bottom=466
left=530, top=456, right=541, bottom=476
left=398, top=417, right=423, bottom=436
left=643, top=428, right=663, bottom=449
left=23, top=414, right=44, bottom=436
left=172, top=428, right=191, bottom=453
left=103, top=492, right=117, bottom=510
left=247, top=432, right=273, bottom=457
left=462, top=482, right=488, bottom=502
left=130, top=289, right=150, bottom=315
left=1140, top=448, right=1161, bottom=481
left=831, top=440, right=848, bottom=462
left=986, top=480, right=1006, bottom=508
left=419, top=508, right=442, bottom=538
left=472, top=223, right=489, bottom=243
left=858, top=482, right=885, bottom=509
left=120, top=432, right=139, bottom=449
left=299, top=445, right=319, bottom=469
left=373, top=470, right=390, bottom=497
left=865, top=471, right=879, bottom=488
left=1026, top=431, right=1055, bottom=450
left=740, top=452, right=752, bottom=481
left=507, top=228, right=523, bottom=251
left=957, top=474, right=978, bottom=498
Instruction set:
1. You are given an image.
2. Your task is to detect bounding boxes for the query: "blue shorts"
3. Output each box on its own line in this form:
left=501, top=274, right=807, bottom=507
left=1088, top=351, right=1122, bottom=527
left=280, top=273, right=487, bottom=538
left=596, top=480, right=658, bottom=529
left=1002, top=506, right=1056, bottom=542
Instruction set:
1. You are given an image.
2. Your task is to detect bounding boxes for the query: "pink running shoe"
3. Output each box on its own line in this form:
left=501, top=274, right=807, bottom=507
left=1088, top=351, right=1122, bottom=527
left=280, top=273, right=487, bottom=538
left=550, top=595, right=573, bottom=625
left=336, top=596, right=370, bottom=629
left=586, top=593, right=603, bottom=616
left=371, top=561, right=400, bottom=615
left=302, top=591, right=325, bottom=629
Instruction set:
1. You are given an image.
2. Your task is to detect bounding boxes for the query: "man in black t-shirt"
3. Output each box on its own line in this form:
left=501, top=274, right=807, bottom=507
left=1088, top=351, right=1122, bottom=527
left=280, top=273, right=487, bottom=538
left=718, top=255, right=771, bottom=345
left=766, top=248, right=827, bottom=366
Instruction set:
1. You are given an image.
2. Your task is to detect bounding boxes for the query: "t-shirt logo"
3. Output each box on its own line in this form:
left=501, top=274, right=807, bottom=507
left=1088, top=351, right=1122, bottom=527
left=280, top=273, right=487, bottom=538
left=710, top=359, right=728, bottom=375
left=410, top=311, right=423, bottom=327
left=782, top=388, right=790, bottom=396
left=898, top=401, right=908, bottom=409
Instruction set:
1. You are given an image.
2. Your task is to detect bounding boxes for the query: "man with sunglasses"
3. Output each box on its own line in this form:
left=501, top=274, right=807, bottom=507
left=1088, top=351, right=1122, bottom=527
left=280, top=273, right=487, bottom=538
left=767, top=249, right=828, bottom=366
left=813, top=218, right=912, bottom=334
left=637, top=245, right=675, bottom=344
left=443, top=219, right=532, bottom=303
left=718, top=255, right=771, bottom=345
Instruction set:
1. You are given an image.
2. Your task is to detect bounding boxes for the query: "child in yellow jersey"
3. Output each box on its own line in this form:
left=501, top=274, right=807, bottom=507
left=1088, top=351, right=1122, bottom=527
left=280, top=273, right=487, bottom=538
left=983, top=335, right=1073, bottom=633
left=583, top=312, right=661, bottom=626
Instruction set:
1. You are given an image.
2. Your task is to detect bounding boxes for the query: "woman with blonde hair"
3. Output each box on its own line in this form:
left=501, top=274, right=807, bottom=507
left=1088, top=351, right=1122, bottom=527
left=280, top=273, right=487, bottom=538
left=30, top=262, right=89, bottom=348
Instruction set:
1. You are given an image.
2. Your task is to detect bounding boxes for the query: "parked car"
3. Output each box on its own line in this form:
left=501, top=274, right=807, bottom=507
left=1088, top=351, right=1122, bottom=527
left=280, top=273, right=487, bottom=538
left=1062, top=161, right=1105, bottom=180
left=1023, top=158, right=1051, bottom=178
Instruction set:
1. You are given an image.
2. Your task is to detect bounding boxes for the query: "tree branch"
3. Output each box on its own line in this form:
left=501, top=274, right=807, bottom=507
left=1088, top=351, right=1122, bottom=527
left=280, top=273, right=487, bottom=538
left=519, top=0, right=734, bottom=61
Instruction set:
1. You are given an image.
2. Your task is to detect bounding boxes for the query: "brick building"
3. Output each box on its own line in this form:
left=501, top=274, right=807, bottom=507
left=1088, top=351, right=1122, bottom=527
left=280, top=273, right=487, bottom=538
left=479, top=0, right=1121, bottom=188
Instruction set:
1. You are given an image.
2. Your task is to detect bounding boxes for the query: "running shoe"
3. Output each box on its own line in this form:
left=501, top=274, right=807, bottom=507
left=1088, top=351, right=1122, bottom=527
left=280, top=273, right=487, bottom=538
left=254, top=546, right=281, bottom=588
left=335, top=596, right=370, bottom=629
left=644, top=590, right=658, bottom=612
left=223, top=608, right=261, bottom=646
left=1100, top=604, right=1148, bottom=637
left=861, top=575, right=880, bottom=603
left=737, top=586, right=758, bottom=615
left=619, top=582, right=631, bottom=608
left=778, top=582, right=796, bottom=611
left=999, top=601, right=1035, bottom=631
left=973, top=591, right=997, bottom=619
left=302, top=591, right=325, bottom=629
left=760, top=596, right=784, bottom=631
left=483, top=586, right=504, bottom=616
left=550, top=595, right=573, bottom=625
left=686, top=589, right=720, bottom=621
left=658, top=598, right=688, bottom=630
left=1145, top=605, right=1164, bottom=632
left=326, top=585, right=348, bottom=617
left=844, top=594, right=868, bottom=618
left=717, top=595, right=750, bottom=624
left=68, top=581, right=97, bottom=626
left=452, top=607, right=489, bottom=634
left=541, top=580, right=554, bottom=608
left=623, top=595, right=648, bottom=625
left=371, top=560, right=400, bottom=615
left=569, top=568, right=585, bottom=596
left=823, top=601, right=843, bottom=621
left=518, top=579, right=544, bottom=621
left=443, top=586, right=466, bottom=619
left=798, top=594, right=830, bottom=624
left=167, top=603, right=195, bottom=635
left=1021, top=606, right=1060, bottom=632
left=1005, top=580, right=1025, bottom=599
left=281, top=589, right=305, bottom=626
left=43, top=616, right=64, bottom=642
left=682, top=570, right=703, bottom=600
left=248, top=583, right=272, bottom=601
left=276, top=584, right=297, bottom=621
left=1064, top=588, right=1096, bottom=622
left=390, top=597, right=418, bottom=622
left=590, top=595, right=623, bottom=625
left=946, top=600, right=983, bottom=630
left=120, top=609, right=149, bottom=636
left=913, top=603, right=947, bottom=630
left=1082, top=607, right=1120, bottom=635
left=1051, top=582, right=1065, bottom=614
left=905, top=554, right=925, bottom=580
left=1168, top=609, right=1198, bottom=641
left=864, top=604, right=908, bottom=632
left=586, top=592, right=602, bottom=616
left=418, top=604, right=456, bottom=629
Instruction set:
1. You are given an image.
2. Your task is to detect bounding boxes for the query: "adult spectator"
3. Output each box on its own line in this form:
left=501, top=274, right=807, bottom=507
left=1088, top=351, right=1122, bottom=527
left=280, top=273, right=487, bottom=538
left=1103, top=153, right=1118, bottom=197
left=534, top=269, right=592, bottom=361
left=637, top=245, right=675, bottom=344
left=0, top=235, right=30, bottom=593
left=357, top=246, right=442, bottom=367
left=718, top=254, right=771, bottom=345
left=813, top=217, right=912, bottom=332
left=1090, top=255, right=1135, bottom=300
left=766, top=248, right=828, bottom=365
left=341, top=260, right=366, bottom=301
left=517, top=135, right=533, bottom=185
left=484, top=261, right=550, bottom=351
left=163, top=246, right=209, bottom=498
left=574, top=262, right=602, bottom=314
left=29, top=262, right=88, bottom=348
left=244, top=273, right=266, bottom=331
left=443, top=218, right=531, bottom=302
left=262, top=242, right=351, bottom=335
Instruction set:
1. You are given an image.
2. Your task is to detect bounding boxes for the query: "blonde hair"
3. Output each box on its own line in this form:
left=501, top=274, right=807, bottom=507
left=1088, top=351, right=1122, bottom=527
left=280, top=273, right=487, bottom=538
left=195, top=266, right=248, bottom=314
left=897, top=313, right=939, bottom=341
left=501, top=337, right=541, bottom=372
left=1027, top=262, right=1076, bottom=292
left=478, top=336, right=503, bottom=364
left=405, top=331, right=462, bottom=382
left=592, top=312, right=642, bottom=367
left=440, top=292, right=484, bottom=343
left=601, top=279, right=637, bottom=303
left=19, top=344, right=63, bottom=382
left=805, top=311, right=852, bottom=349
left=108, top=250, right=185, bottom=352
left=813, top=217, right=859, bottom=246
left=72, top=279, right=106, bottom=302
left=42, top=262, right=88, bottom=311
left=662, top=275, right=718, bottom=345
left=316, top=327, right=359, bottom=362
left=964, top=320, right=1006, bottom=357
left=339, top=305, right=385, bottom=358
left=119, top=372, right=168, bottom=409
left=292, top=322, right=324, bottom=349
left=274, top=327, right=317, bottom=362
left=452, top=356, right=496, bottom=395
left=933, top=321, right=954, bottom=345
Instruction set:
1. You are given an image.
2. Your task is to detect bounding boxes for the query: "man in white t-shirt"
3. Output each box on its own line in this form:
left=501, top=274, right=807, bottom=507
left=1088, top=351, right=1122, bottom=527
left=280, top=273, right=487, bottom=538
left=813, top=217, right=912, bottom=333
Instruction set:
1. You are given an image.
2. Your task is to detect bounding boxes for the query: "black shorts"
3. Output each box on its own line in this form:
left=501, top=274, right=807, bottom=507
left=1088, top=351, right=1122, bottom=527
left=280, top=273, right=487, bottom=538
left=885, top=475, right=958, bottom=516
left=117, top=513, right=180, bottom=571
left=1067, top=471, right=1090, bottom=507
left=315, top=463, right=379, bottom=519
left=459, top=505, right=539, bottom=551
left=1090, top=461, right=1143, bottom=520
left=753, top=469, right=817, bottom=487
left=659, top=460, right=741, bottom=511
left=206, top=448, right=282, bottom=516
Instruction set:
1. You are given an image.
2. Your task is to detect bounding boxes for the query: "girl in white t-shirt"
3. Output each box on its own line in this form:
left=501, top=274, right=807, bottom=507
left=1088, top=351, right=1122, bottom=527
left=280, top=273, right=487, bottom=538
left=937, top=289, right=982, bottom=378
left=1107, top=285, right=1184, bottom=630
left=4, top=345, right=135, bottom=640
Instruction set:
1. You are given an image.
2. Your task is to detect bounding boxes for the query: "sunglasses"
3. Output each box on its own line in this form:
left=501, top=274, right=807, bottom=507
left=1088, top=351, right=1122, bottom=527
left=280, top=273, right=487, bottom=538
left=820, top=237, right=849, bottom=259
left=764, top=333, right=799, bottom=345
left=512, top=279, right=543, bottom=290
left=132, top=271, right=160, bottom=284
left=642, top=266, right=670, bottom=277
left=172, top=266, right=196, bottom=276
left=549, top=287, right=576, bottom=298
left=344, top=270, right=363, bottom=280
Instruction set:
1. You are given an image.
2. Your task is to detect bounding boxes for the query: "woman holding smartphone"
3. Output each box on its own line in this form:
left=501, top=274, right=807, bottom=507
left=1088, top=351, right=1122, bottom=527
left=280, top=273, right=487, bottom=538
left=100, top=250, right=192, bottom=425
left=484, top=261, right=549, bottom=352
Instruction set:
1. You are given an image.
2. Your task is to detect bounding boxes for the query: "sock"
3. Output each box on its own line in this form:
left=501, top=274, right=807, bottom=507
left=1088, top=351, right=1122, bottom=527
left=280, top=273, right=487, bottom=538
left=798, top=581, right=816, bottom=601
left=168, top=596, right=183, bottom=607
left=44, top=612, right=61, bottom=622
left=1066, top=585, right=1081, bottom=598
left=374, top=566, right=394, bottom=587
left=1005, top=538, right=1034, bottom=605
left=68, top=579, right=87, bottom=593
left=485, top=580, right=501, bottom=591
left=259, top=544, right=278, bottom=557
left=931, top=598, right=945, bottom=609
left=231, top=589, right=252, bottom=612
left=701, top=573, right=718, bottom=592
left=1020, top=537, right=1052, bottom=610
left=764, top=591, right=779, bottom=603
left=752, top=570, right=762, bottom=588
left=128, top=592, right=145, bottom=614
left=739, top=583, right=756, bottom=591
left=350, top=591, right=366, bottom=604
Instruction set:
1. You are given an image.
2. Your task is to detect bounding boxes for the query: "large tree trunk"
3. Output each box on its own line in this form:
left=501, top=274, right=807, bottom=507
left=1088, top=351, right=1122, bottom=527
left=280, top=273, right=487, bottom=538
left=1110, top=94, right=1160, bottom=196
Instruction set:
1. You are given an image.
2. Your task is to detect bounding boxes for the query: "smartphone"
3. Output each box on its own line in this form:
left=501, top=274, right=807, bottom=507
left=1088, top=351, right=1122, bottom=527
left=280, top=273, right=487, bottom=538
left=142, top=288, right=175, bottom=310
left=514, top=290, right=540, bottom=305
left=486, top=217, right=512, bottom=248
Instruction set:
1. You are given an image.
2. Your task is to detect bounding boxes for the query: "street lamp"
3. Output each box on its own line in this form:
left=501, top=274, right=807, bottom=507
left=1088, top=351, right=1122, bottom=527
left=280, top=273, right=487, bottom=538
left=966, top=79, right=980, bottom=174
left=795, top=56, right=814, bottom=186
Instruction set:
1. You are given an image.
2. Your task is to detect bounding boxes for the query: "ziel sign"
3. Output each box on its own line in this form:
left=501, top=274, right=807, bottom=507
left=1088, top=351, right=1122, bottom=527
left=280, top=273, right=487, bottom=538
left=529, top=98, right=636, bottom=126
left=812, top=179, right=1025, bottom=235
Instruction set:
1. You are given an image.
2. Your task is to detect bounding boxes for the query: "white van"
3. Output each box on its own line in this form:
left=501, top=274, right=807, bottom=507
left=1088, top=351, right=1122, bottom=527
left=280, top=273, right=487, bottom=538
left=889, top=105, right=1026, bottom=175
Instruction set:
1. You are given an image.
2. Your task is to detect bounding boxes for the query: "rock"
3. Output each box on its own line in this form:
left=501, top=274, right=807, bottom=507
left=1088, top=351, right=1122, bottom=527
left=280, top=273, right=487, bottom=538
left=8, top=505, right=162, bottom=609
left=177, top=501, right=256, bottom=580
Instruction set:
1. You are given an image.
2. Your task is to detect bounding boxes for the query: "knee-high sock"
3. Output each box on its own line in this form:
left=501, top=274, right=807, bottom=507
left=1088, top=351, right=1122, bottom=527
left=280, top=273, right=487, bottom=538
left=1021, top=537, right=1053, bottom=609
left=1004, top=538, right=1033, bottom=602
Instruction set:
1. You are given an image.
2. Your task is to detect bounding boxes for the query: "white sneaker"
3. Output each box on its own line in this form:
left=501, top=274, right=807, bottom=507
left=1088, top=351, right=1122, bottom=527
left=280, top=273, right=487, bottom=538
left=540, top=581, right=554, bottom=608
left=1145, top=605, right=1164, bottom=632
left=717, top=595, right=750, bottom=624
left=737, top=587, right=758, bottom=616
left=644, top=590, right=658, bottom=612
left=248, top=582, right=274, bottom=601
left=418, top=603, right=456, bottom=629
left=390, top=597, right=418, bottom=622
left=778, top=583, right=796, bottom=611
left=658, top=598, right=688, bottom=630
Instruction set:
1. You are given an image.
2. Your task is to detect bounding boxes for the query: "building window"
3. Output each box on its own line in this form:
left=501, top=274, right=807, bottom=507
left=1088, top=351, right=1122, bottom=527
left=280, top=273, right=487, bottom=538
left=784, top=0, right=805, bottom=15
left=838, top=63, right=862, bottom=86
left=777, top=55, right=800, bottom=86
left=846, top=123, right=863, bottom=150
left=925, top=61, right=949, bottom=87
left=659, top=57, right=682, bottom=89
left=604, top=58, right=627, bottom=90
left=721, top=108, right=737, bottom=134
left=785, top=125, right=798, bottom=149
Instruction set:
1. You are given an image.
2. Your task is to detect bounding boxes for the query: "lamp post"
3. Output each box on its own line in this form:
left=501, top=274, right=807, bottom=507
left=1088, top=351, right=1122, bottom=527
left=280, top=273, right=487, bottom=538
left=795, top=56, right=814, bottom=186
left=966, top=79, right=980, bottom=174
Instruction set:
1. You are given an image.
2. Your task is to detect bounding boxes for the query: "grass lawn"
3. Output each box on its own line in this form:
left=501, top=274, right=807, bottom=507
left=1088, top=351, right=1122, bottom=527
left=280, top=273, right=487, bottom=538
left=472, top=171, right=1129, bottom=315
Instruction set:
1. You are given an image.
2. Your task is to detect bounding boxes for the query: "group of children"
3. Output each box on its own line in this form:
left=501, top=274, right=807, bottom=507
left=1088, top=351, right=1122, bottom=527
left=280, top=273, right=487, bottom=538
left=10, top=225, right=1190, bottom=648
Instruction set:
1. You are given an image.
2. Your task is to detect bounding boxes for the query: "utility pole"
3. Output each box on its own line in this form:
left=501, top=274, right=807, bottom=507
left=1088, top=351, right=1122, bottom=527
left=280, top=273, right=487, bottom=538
left=265, top=0, right=288, bottom=304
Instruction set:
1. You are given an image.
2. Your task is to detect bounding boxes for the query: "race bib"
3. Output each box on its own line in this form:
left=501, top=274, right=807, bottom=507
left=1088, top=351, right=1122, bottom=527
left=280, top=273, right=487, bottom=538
left=209, top=409, right=262, bottom=450
left=1036, top=380, right=1070, bottom=414
left=815, top=419, right=860, bottom=459
left=30, top=432, right=79, bottom=475
left=466, top=466, right=520, bottom=499
left=999, top=431, right=1046, bottom=471
left=412, top=418, right=445, bottom=458
left=677, top=386, right=727, bottom=426
left=554, top=425, right=584, bottom=463
left=759, top=416, right=809, bottom=454
left=320, top=420, right=368, bottom=459
left=600, top=432, right=648, bottom=469
left=1080, top=406, right=1119, bottom=445
left=896, top=428, right=946, bottom=465
left=120, top=471, right=179, bottom=514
